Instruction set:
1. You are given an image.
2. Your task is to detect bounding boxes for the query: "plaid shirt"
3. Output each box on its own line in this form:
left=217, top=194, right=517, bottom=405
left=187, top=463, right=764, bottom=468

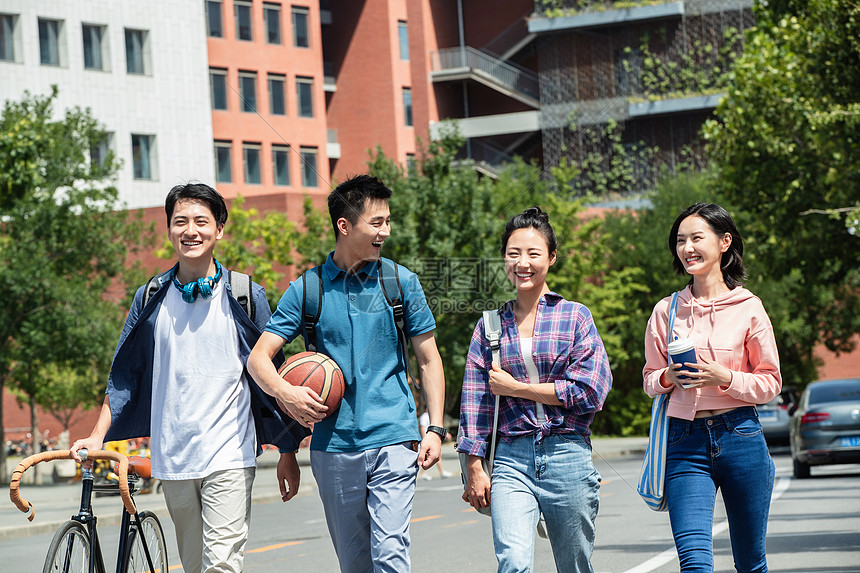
left=457, top=292, right=612, bottom=458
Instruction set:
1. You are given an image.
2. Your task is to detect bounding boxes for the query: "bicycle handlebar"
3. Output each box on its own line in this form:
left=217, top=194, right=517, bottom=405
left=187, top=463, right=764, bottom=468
left=9, top=449, right=136, bottom=522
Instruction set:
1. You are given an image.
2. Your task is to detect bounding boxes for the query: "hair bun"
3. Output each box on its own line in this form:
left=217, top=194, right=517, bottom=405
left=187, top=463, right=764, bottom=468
left=523, top=206, right=548, bottom=223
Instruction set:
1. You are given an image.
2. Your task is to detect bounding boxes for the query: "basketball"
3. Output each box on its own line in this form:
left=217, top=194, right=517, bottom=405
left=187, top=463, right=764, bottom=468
left=277, top=351, right=344, bottom=419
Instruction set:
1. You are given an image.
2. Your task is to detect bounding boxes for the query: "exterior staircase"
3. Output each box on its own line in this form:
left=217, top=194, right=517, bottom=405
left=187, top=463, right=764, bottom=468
left=429, top=46, right=540, bottom=109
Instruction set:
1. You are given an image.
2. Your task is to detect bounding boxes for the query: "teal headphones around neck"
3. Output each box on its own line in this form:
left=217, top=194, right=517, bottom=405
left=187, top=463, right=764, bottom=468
left=171, top=260, right=223, bottom=303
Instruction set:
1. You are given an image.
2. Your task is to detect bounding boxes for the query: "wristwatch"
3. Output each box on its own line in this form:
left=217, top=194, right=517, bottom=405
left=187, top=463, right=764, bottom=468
left=426, top=425, right=447, bottom=441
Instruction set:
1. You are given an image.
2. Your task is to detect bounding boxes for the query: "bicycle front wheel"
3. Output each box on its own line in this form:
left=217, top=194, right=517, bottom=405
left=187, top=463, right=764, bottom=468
left=124, top=511, right=167, bottom=573
left=43, top=520, right=91, bottom=573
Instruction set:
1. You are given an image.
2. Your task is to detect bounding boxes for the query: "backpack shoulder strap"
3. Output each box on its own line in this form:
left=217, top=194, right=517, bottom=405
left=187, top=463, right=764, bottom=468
left=378, top=258, right=405, bottom=333
left=228, top=269, right=255, bottom=321
left=301, top=266, right=323, bottom=352
left=481, top=307, right=503, bottom=472
left=482, top=308, right=503, bottom=367
left=142, top=269, right=173, bottom=308
left=378, top=258, right=413, bottom=385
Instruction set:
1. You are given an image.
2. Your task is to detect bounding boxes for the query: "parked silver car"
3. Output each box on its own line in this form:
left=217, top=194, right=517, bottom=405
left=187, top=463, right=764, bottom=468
left=758, top=388, right=798, bottom=444
left=789, top=378, right=860, bottom=479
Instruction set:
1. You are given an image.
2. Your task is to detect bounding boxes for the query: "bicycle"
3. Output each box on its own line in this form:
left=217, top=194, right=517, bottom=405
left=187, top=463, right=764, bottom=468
left=9, top=449, right=168, bottom=573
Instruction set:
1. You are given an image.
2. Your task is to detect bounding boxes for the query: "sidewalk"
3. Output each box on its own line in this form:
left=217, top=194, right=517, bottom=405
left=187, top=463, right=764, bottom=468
left=1, top=436, right=647, bottom=541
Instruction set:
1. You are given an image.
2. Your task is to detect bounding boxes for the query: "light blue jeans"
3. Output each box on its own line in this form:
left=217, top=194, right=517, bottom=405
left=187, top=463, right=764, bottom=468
left=665, top=407, right=775, bottom=572
left=310, top=442, right=419, bottom=573
left=491, top=433, right=600, bottom=573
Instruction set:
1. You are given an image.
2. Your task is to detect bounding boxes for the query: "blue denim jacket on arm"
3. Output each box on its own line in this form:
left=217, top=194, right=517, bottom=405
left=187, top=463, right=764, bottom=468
left=104, top=269, right=309, bottom=454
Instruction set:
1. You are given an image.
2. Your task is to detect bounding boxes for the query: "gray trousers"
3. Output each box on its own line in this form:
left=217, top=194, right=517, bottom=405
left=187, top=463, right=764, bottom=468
left=161, top=467, right=255, bottom=573
left=310, top=442, right=420, bottom=573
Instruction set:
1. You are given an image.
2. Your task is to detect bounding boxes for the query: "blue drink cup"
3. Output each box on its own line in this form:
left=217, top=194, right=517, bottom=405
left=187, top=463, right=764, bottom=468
left=667, top=338, right=698, bottom=388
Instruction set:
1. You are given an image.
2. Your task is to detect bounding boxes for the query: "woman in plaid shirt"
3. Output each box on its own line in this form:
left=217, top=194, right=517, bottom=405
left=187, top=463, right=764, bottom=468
left=458, top=207, right=612, bottom=573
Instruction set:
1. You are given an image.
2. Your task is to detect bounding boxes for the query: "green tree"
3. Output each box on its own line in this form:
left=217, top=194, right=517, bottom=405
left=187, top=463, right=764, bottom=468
left=27, top=363, right=106, bottom=438
left=0, top=87, right=139, bottom=482
left=703, top=0, right=860, bottom=385
left=600, top=174, right=716, bottom=434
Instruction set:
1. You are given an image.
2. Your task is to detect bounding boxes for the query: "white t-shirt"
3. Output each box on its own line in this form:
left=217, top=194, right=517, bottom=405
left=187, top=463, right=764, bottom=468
left=520, top=337, right=546, bottom=422
left=150, top=281, right=256, bottom=480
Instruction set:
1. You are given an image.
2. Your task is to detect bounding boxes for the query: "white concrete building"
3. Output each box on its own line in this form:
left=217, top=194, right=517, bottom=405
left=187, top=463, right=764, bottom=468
left=0, top=0, right=214, bottom=210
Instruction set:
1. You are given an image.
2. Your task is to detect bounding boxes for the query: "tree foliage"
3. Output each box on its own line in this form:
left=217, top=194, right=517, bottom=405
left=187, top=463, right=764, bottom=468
left=0, top=87, right=140, bottom=481
left=600, top=174, right=717, bottom=433
left=703, top=0, right=860, bottom=384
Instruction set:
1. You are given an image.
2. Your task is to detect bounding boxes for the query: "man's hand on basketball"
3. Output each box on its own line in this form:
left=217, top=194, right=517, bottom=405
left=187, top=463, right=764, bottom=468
left=276, top=385, right=328, bottom=428
left=277, top=452, right=300, bottom=502
left=418, top=433, right=442, bottom=470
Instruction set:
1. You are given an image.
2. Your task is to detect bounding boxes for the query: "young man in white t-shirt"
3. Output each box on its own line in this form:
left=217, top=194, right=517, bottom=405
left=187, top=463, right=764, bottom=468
left=72, top=183, right=307, bottom=573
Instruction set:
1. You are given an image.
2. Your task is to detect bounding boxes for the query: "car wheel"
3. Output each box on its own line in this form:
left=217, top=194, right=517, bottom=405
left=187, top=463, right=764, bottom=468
left=793, top=456, right=810, bottom=479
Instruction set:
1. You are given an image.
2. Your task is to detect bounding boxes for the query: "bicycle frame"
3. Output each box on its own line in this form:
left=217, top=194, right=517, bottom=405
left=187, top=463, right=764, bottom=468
left=10, top=449, right=164, bottom=573
left=72, top=468, right=159, bottom=573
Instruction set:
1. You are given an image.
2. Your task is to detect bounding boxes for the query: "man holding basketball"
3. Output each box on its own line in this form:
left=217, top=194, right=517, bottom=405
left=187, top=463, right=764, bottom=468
left=72, top=183, right=307, bottom=573
left=249, top=174, right=446, bottom=573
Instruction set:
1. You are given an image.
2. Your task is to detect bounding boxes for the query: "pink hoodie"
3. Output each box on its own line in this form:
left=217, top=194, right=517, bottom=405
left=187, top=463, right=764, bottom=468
left=643, top=285, right=782, bottom=420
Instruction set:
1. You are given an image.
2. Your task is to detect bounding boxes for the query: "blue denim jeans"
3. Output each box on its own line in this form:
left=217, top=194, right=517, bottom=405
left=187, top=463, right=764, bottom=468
left=665, top=407, right=774, bottom=572
left=491, top=433, right=600, bottom=573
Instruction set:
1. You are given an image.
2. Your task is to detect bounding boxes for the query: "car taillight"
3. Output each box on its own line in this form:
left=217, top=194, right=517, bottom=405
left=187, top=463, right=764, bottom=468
left=800, top=412, right=830, bottom=424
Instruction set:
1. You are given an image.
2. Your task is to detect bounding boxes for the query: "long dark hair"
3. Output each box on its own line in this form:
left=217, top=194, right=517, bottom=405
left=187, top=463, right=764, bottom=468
left=669, top=203, right=746, bottom=289
left=500, top=207, right=558, bottom=256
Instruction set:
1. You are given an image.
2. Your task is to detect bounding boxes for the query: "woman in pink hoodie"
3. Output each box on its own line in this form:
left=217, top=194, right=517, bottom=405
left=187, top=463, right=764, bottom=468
left=644, top=203, right=782, bottom=572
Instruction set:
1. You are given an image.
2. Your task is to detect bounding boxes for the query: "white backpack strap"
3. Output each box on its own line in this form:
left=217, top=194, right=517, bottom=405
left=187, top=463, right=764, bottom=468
left=482, top=309, right=503, bottom=475
left=482, top=309, right=502, bottom=367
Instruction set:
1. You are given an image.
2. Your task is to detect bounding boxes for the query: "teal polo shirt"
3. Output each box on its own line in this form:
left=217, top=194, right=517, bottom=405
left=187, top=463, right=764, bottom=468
left=265, top=253, right=436, bottom=452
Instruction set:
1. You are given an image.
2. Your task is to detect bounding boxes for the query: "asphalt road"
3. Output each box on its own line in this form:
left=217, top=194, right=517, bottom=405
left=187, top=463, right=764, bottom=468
left=4, top=445, right=859, bottom=572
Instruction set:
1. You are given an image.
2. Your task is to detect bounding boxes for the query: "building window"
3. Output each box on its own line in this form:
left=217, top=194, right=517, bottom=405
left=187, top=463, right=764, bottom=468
left=239, top=70, right=257, bottom=112
left=1, top=13, right=18, bottom=62
left=398, top=20, right=409, bottom=61
left=125, top=29, right=149, bottom=75
left=272, top=145, right=290, bottom=186
left=243, top=143, right=261, bottom=184
left=268, top=73, right=286, bottom=115
left=264, top=3, right=282, bottom=44
left=296, top=76, right=313, bottom=118
left=210, top=68, right=228, bottom=110
left=616, top=48, right=643, bottom=96
left=406, top=153, right=416, bottom=173
left=131, top=134, right=156, bottom=180
left=82, top=24, right=107, bottom=71
left=300, top=146, right=317, bottom=187
left=402, top=87, right=412, bottom=127
left=90, top=133, right=113, bottom=168
left=235, top=1, right=253, bottom=41
left=292, top=6, right=309, bottom=48
left=214, top=141, right=232, bottom=183
left=206, top=0, right=223, bottom=37
left=38, top=18, right=63, bottom=66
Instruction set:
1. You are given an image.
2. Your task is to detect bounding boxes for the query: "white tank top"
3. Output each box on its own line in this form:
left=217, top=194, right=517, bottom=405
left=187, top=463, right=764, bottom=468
left=519, top=337, right=546, bottom=422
